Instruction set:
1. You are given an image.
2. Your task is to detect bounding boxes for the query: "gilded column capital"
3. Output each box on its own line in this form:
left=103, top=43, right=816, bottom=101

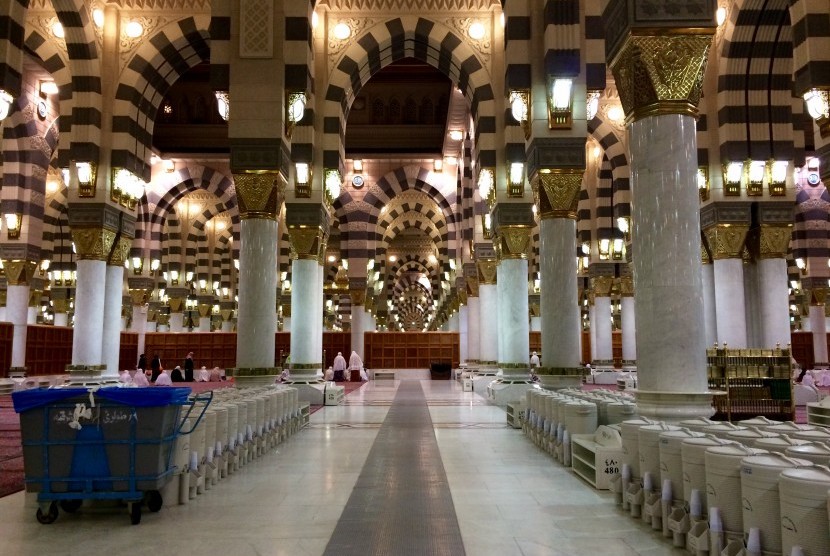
left=233, top=172, right=282, bottom=219
left=52, top=297, right=70, bottom=314
left=533, top=169, right=584, bottom=219
left=287, top=226, right=326, bottom=260
left=811, top=288, right=829, bottom=306
left=3, top=260, right=37, bottom=286
left=477, top=259, right=498, bottom=285
left=282, top=303, right=292, bottom=318
left=701, top=243, right=711, bottom=265
left=108, top=236, right=132, bottom=267
left=529, top=303, right=540, bottom=317
left=758, top=224, right=793, bottom=259
left=609, top=33, right=713, bottom=124
left=168, top=296, right=184, bottom=313
left=618, top=275, right=635, bottom=297
left=28, top=289, right=42, bottom=307
left=71, top=226, right=117, bottom=261
left=703, top=224, right=750, bottom=260
left=593, top=276, right=614, bottom=297
left=129, top=288, right=150, bottom=306
left=495, top=225, right=533, bottom=260
left=466, top=274, right=480, bottom=297
left=197, top=304, right=212, bottom=318
left=350, top=288, right=366, bottom=306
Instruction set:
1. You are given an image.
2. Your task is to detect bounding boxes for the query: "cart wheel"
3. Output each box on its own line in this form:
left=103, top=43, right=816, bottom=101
left=145, top=490, right=163, bottom=512
left=36, top=502, right=58, bottom=524
left=129, top=502, right=142, bottom=525
left=59, top=499, right=83, bottom=513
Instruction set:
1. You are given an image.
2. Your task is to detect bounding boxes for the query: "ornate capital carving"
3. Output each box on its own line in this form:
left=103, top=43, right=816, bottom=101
left=496, top=225, right=533, bottom=260
left=477, top=259, right=498, bottom=285
left=703, top=224, right=750, bottom=260
left=758, top=224, right=793, bottom=260
left=71, top=227, right=117, bottom=261
left=701, top=243, right=711, bottom=265
left=618, top=275, right=634, bottom=297
left=3, top=260, right=37, bottom=286
left=533, top=170, right=584, bottom=219
left=466, top=274, right=480, bottom=297
left=288, top=226, right=325, bottom=260
left=198, top=303, right=212, bottom=318
left=282, top=303, right=292, bottom=318
left=811, top=288, right=829, bottom=306
left=129, top=288, right=150, bottom=306
left=168, top=296, right=184, bottom=313
left=28, top=289, right=42, bottom=307
left=593, top=276, right=614, bottom=297
left=52, top=297, right=70, bottom=313
left=609, top=33, right=713, bottom=123
left=108, top=236, right=132, bottom=267
left=350, top=288, right=366, bottom=306
left=233, top=172, right=282, bottom=219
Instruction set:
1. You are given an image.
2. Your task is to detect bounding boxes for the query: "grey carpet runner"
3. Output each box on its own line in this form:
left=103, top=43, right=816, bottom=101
left=323, top=381, right=465, bottom=556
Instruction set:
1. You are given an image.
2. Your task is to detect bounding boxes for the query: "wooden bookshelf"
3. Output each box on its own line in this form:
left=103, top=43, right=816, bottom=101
left=790, top=331, right=813, bottom=370
left=144, top=332, right=237, bottom=371
left=612, top=331, right=622, bottom=368
left=530, top=332, right=541, bottom=353
left=0, top=322, right=12, bottom=376
left=120, top=332, right=139, bottom=371
left=581, top=330, right=591, bottom=365
left=364, top=332, right=459, bottom=369
left=25, top=325, right=72, bottom=375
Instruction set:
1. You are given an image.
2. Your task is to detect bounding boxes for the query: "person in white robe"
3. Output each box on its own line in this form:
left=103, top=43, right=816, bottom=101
left=333, top=352, right=347, bottom=381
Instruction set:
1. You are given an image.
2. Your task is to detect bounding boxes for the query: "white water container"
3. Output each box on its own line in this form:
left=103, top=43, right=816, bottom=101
left=705, top=445, right=768, bottom=536
left=606, top=400, right=638, bottom=425
left=741, top=454, right=813, bottom=555
left=726, top=429, right=781, bottom=449
left=737, top=416, right=783, bottom=431
left=562, top=400, right=598, bottom=436
left=677, top=417, right=719, bottom=433
left=681, top=436, right=734, bottom=512
left=785, top=443, right=830, bottom=466
left=202, top=409, right=217, bottom=458
left=779, top=466, right=830, bottom=556
left=225, top=402, right=238, bottom=448
left=790, top=428, right=830, bottom=443
left=754, top=436, right=811, bottom=455
left=236, top=401, right=248, bottom=439
left=620, top=417, right=661, bottom=478
left=765, top=423, right=817, bottom=437
left=639, top=424, right=683, bottom=482
left=699, top=422, right=747, bottom=440
left=660, top=430, right=706, bottom=503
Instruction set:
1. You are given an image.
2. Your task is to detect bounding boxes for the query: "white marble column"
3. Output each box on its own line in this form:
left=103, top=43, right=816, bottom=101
left=221, top=319, right=234, bottom=332
left=54, top=312, right=69, bottom=327
left=589, top=303, right=598, bottom=361
left=6, top=285, right=28, bottom=367
left=289, top=258, right=321, bottom=378
left=628, top=113, right=708, bottom=400
left=713, top=258, right=748, bottom=348
left=479, top=281, right=498, bottom=365
left=315, top=262, right=324, bottom=366
left=131, top=305, right=148, bottom=356
left=467, top=295, right=480, bottom=363
left=459, top=305, right=468, bottom=364
left=72, top=259, right=107, bottom=366
left=101, top=265, right=123, bottom=377
left=497, top=269, right=506, bottom=364
left=199, top=315, right=211, bottom=332
left=621, top=294, right=636, bottom=363
left=810, top=301, right=828, bottom=366
left=283, top=316, right=291, bottom=332
left=758, top=258, right=791, bottom=348
left=26, top=306, right=37, bottom=324
left=448, top=312, right=459, bottom=332
left=593, top=296, right=613, bottom=362
left=351, top=303, right=366, bottom=360
left=540, top=218, right=581, bottom=367
left=530, top=316, right=541, bottom=331
left=236, top=219, right=278, bottom=367
left=702, top=259, right=718, bottom=348
left=169, top=312, right=184, bottom=332
left=497, top=258, right=530, bottom=378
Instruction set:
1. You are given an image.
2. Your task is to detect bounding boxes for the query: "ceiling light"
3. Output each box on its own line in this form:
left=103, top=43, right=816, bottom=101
left=449, top=130, right=463, bottom=141
left=334, top=23, right=351, bottom=40
left=353, top=159, right=363, bottom=172
left=51, top=21, right=64, bottom=39
left=125, top=21, right=144, bottom=38
left=93, top=9, right=104, bottom=28
left=468, top=22, right=485, bottom=40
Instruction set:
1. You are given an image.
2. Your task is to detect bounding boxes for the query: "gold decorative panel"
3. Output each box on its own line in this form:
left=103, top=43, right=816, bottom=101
left=703, top=225, right=750, bottom=260
left=71, top=227, right=117, bottom=261
left=234, top=172, right=281, bottom=219
left=477, top=259, right=497, bottom=285
left=758, top=225, right=792, bottom=260
left=534, top=170, right=584, bottom=219
left=4, top=260, right=37, bottom=286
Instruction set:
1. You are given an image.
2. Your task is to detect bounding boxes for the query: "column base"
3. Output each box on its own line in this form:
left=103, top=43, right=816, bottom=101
left=226, top=368, right=280, bottom=388
left=484, top=378, right=535, bottom=407
left=66, top=365, right=119, bottom=386
left=634, top=390, right=715, bottom=423
left=535, top=367, right=584, bottom=390
left=474, top=362, right=499, bottom=376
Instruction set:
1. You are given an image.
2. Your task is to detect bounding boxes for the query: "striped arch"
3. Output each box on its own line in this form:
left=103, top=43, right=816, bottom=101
left=0, top=0, right=28, bottom=96
left=23, top=29, right=73, bottom=165
left=138, top=163, right=238, bottom=260
left=323, top=16, right=495, bottom=174
left=788, top=0, right=830, bottom=98
left=379, top=210, right=447, bottom=256
left=112, top=16, right=210, bottom=180
left=51, top=0, right=101, bottom=162
left=792, top=188, right=830, bottom=262
left=717, top=0, right=797, bottom=163
left=587, top=115, right=630, bottom=223
left=385, top=255, right=440, bottom=298
left=42, top=167, right=70, bottom=268
left=595, top=156, right=614, bottom=242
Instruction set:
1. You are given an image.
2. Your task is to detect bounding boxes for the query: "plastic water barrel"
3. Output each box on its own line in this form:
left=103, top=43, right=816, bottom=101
left=740, top=454, right=813, bottom=555
left=606, top=401, right=638, bottom=425
left=562, top=400, right=598, bottom=436
left=678, top=417, right=719, bottom=433
left=681, top=436, right=735, bottom=510
left=779, top=466, right=830, bottom=556
left=213, top=404, right=229, bottom=452
left=765, top=422, right=817, bottom=437
left=225, top=402, right=238, bottom=448
left=753, top=436, right=811, bottom=455
left=791, top=428, right=830, bottom=443
left=659, top=430, right=706, bottom=502
left=705, top=445, right=768, bottom=535
left=726, top=429, right=782, bottom=449
left=737, top=416, right=783, bottom=431
left=638, top=424, right=683, bottom=482
left=699, top=422, right=747, bottom=440
left=785, top=443, right=830, bottom=466
left=620, top=417, right=660, bottom=478
left=201, top=408, right=217, bottom=458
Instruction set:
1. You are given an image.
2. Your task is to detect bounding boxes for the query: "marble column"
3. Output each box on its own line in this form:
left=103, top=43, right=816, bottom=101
left=101, top=260, right=126, bottom=377
left=619, top=276, right=637, bottom=365
left=350, top=284, right=367, bottom=359
left=72, top=258, right=108, bottom=366
left=3, top=261, right=35, bottom=368
left=701, top=250, right=718, bottom=348
left=589, top=302, right=597, bottom=361
left=592, top=277, right=614, bottom=363
left=465, top=266, right=481, bottom=363
left=289, top=259, right=320, bottom=376
left=606, top=13, right=716, bottom=419
left=232, top=173, right=280, bottom=382
left=705, top=225, right=750, bottom=348
left=448, top=311, right=459, bottom=332
left=53, top=297, right=70, bottom=327
left=810, top=289, right=829, bottom=366
left=496, top=267, right=506, bottom=363
left=169, top=312, right=184, bottom=332
left=536, top=171, right=583, bottom=370
left=129, top=289, right=149, bottom=357
left=530, top=316, right=541, bottom=331
left=477, top=258, right=498, bottom=366
left=198, top=304, right=212, bottom=332
left=459, top=303, right=468, bottom=364
left=758, top=226, right=793, bottom=348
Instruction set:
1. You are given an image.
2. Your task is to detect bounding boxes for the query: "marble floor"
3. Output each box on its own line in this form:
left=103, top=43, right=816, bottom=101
left=0, top=379, right=685, bottom=555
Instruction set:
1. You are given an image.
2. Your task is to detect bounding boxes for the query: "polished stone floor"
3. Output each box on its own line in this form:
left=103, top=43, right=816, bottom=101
left=0, top=379, right=684, bottom=555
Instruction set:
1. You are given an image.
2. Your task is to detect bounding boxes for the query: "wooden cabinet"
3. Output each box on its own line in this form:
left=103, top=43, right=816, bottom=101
left=144, top=332, right=237, bottom=371
left=25, top=325, right=72, bottom=375
left=120, top=332, right=138, bottom=371
left=0, top=322, right=12, bottom=376
left=791, top=331, right=813, bottom=370
left=364, top=332, right=459, bottom=369
left=612, top=331, right=622, bottom=368
left=529, top=332, right=541, bottom=353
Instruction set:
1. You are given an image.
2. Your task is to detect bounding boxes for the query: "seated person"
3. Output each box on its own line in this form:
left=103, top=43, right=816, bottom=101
left=198, top=366, right=210, bottom=382
left=119, top=369, right=132, bottom=384
left=209, top=367, right=222, bottom=382
left=132, top=369, right=149, bottom=386
left=155, top=370, right=173, bottom=386
left=170, top=366, right=184, bottom=382
left=324, top=367, right=334, bottom=381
